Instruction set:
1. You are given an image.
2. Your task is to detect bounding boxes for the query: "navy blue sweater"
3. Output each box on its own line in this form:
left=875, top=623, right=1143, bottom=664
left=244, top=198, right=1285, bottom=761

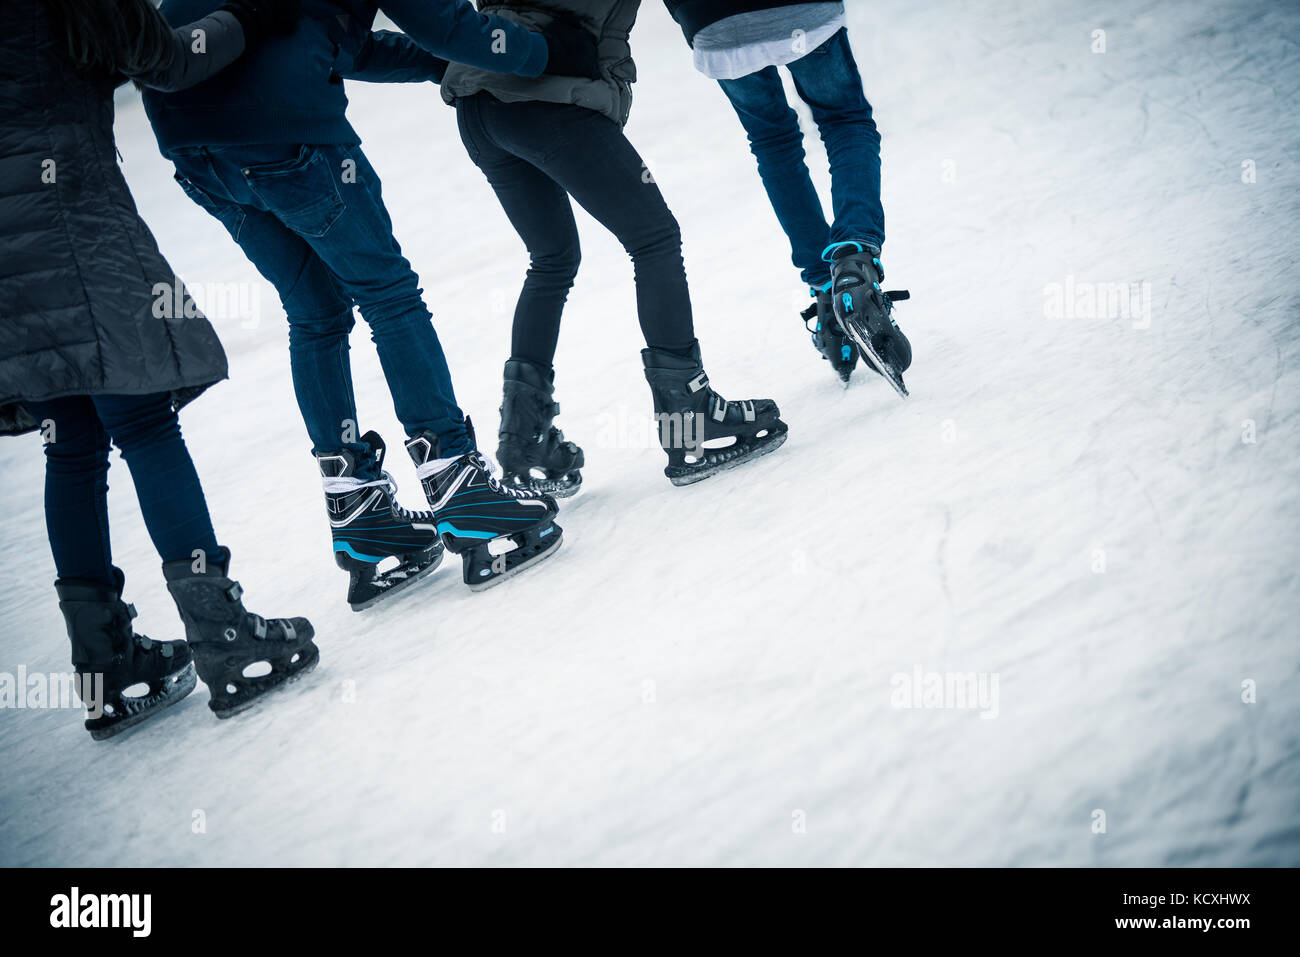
left=145, top=0, right=550, bottom=154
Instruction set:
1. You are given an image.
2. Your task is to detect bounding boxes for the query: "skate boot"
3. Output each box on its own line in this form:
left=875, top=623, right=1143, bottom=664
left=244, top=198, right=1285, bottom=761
left=824, top=241, right=912, bottom=397
left=802, top=286, right=869, bottom=385
left=56, top=568, right=196, bottom=740
left=642, top=340, right=788, bottom=486
left=319, top=430, right=444, bottom=612
left=163, top=548, right=317, bottom=719
left=406, top=418, right=563, bottom=591
left=497, top=358, right=584, bottom=498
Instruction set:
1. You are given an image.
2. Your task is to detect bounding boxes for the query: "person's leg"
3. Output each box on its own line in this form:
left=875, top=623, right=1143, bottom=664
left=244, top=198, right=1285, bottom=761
left=90, top=393, right=221, bottom=565
left=785, top=28, right=885, bottom=251
left=717, top=66, right=834, bottom=289
left=204, top=144, right=472, bottom=457
left=456, top=94, right=582, bottom=369
left=475, top=98, right=696, bottom=354
left=23, top=396, right=115, bottom=585
left=169, top=151, right=370, bottom=464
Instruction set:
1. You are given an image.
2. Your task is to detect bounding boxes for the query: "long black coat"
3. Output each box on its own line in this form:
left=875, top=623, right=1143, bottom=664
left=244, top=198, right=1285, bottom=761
left=0, top=1, right=245, bottom=436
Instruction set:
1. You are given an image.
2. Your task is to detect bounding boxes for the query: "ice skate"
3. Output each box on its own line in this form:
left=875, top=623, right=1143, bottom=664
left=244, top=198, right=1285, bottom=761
left=824, top=241, right=912, bottom=397
left=163, top=548, right=317, bottom=718
left=56, top=569, right=195, bottom=741
left=406, top=419, right=563, bottom=591
left=642, top=340, right=788, bottom=486
left=319, top=430, right=444, bottom=611
left=802, top=285, right=872, bottom=385
left=496, top=358, right=584, bottom=498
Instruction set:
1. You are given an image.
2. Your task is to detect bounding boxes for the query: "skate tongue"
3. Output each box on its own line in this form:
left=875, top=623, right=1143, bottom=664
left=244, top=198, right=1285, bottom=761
left=361, top=430, right=387, bottom=470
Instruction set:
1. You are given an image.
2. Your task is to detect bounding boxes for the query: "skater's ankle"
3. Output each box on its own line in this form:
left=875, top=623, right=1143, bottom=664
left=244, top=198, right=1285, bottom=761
left=649, top=339, right=700, bottom=360
left=822, top=239, right=882, bottom=262
left=415, top=453, right=466, bottom=478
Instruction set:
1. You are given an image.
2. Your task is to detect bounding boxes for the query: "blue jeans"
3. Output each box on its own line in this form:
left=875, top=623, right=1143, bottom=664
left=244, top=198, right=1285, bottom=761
left=23, top=393, right=221, bottom=585
left=718, top=28, right=884, bottom=289
left=169, top=144, right=472, bottom=468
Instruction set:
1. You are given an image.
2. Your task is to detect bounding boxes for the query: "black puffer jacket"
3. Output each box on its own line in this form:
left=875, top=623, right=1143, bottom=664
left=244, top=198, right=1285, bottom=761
left=0, top=0, right=244, bottom=436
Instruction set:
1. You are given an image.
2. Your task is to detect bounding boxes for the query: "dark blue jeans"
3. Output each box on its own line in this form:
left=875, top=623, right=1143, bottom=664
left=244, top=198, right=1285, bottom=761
left=718, top=28, right=884, bottom=289
left=456, top=94, right=697, bottom=367
left=169, top=143, right=472, bottom=467
left=23, top=393, right=221, bottom=585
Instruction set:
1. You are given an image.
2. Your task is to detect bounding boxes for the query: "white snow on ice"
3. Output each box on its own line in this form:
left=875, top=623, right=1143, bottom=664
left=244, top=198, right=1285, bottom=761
left=1, top=0, right=1298, bottom=866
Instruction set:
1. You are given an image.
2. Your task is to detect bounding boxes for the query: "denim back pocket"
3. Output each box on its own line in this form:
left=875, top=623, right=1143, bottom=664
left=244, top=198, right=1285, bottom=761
left=240, top=146, right=345, bottom=238
left=174, top=172, right=246, bottom=241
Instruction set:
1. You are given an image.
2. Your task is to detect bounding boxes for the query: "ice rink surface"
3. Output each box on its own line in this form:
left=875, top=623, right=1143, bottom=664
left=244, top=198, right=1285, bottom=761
left=1, top=0, right=1297, bottom=865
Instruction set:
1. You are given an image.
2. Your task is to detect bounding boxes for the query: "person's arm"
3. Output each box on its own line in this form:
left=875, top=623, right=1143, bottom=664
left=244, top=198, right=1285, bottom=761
left=379, top=0, right=550, bottom=79
left=123, top=12, right=247, bottom=92
left=341, top=30, right=450, bottom=84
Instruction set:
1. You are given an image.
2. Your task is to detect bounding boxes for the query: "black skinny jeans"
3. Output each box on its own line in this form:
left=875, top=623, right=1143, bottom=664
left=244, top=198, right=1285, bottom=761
left=455, top=93, right=697, bottom=367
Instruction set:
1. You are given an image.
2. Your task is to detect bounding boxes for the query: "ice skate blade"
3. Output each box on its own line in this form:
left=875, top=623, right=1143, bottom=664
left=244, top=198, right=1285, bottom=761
left=839, top=319, right=908, bottom=398
left=88, top=663, right=198, bottom=741
left=667, top=430, right=789, bottom=487
left=210, top=644, right=321, bottom=720
left=466, top=530, right=564, bottom=592
left=504, top=472, right=583, bottom=500
left=347, top=550, right=444, bottom=612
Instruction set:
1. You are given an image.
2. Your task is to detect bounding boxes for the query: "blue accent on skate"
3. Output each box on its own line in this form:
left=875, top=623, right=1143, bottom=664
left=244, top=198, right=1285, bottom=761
left=822, top=240, right=865, bottom=261
left=842, top=345, right=853, bottom=361
left=540, top=525, right=554, bottom=537
left=334, top=541, right=383, bottom=563
left=842, top=293, right=854, bottom=313
left=436, top=521, right=498, bottom=539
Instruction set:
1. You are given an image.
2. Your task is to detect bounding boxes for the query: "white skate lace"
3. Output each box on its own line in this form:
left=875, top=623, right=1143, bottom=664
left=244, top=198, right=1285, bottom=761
left=322, top=470, right=435, bottom=522
left=377, top=471, right=437, bottom=522
left=468, top=451, right=543, bottom=499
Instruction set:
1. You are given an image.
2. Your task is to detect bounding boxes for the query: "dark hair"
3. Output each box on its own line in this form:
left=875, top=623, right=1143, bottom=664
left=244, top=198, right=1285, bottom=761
left=42, top=0, right=175, bottom=77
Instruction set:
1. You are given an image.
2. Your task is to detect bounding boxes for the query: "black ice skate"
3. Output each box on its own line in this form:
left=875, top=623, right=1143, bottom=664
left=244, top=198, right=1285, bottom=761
left=642, top=341, right=788, bottom=486
left=56, top=569, right=196, bottom=741
left=406, top=419, right=563, bottom=591
left=802, top=286, right=872, bottom=385
left=497, top=358, right=584, bottom=498
left=163, top=549, right=317, bottom=719
left=824, top=241, right=912, bottom=397
left=319, top=430, right=444, bottom=611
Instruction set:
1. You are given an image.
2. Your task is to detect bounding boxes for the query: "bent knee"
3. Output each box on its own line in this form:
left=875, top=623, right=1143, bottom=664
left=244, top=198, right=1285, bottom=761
left=289, top=307, right=356, bottom=343
left=529, top=243, right=582, bottom=283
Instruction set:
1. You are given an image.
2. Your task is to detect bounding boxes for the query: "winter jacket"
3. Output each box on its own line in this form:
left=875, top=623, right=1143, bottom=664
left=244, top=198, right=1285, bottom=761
left=145, top=0, right=550, bottom=154
left=665, top=0, right=814, bottom=45
left=0, top=0, right=243, bottom=437
left=441, top=1, right=642, bottom=128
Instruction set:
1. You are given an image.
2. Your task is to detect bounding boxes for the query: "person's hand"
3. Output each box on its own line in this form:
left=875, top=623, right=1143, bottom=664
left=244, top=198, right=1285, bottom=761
left=219, top=0, right=303, bottom=48
left=539, top=17, right=601, bottom=80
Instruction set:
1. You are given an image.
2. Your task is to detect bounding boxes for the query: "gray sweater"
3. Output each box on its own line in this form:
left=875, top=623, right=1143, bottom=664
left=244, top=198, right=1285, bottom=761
left=441, top=1, right=643, bottom=127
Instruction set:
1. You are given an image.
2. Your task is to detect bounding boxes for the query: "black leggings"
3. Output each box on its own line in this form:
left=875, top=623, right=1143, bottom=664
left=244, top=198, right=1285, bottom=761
left=456, top=93, right=697, bottom=367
